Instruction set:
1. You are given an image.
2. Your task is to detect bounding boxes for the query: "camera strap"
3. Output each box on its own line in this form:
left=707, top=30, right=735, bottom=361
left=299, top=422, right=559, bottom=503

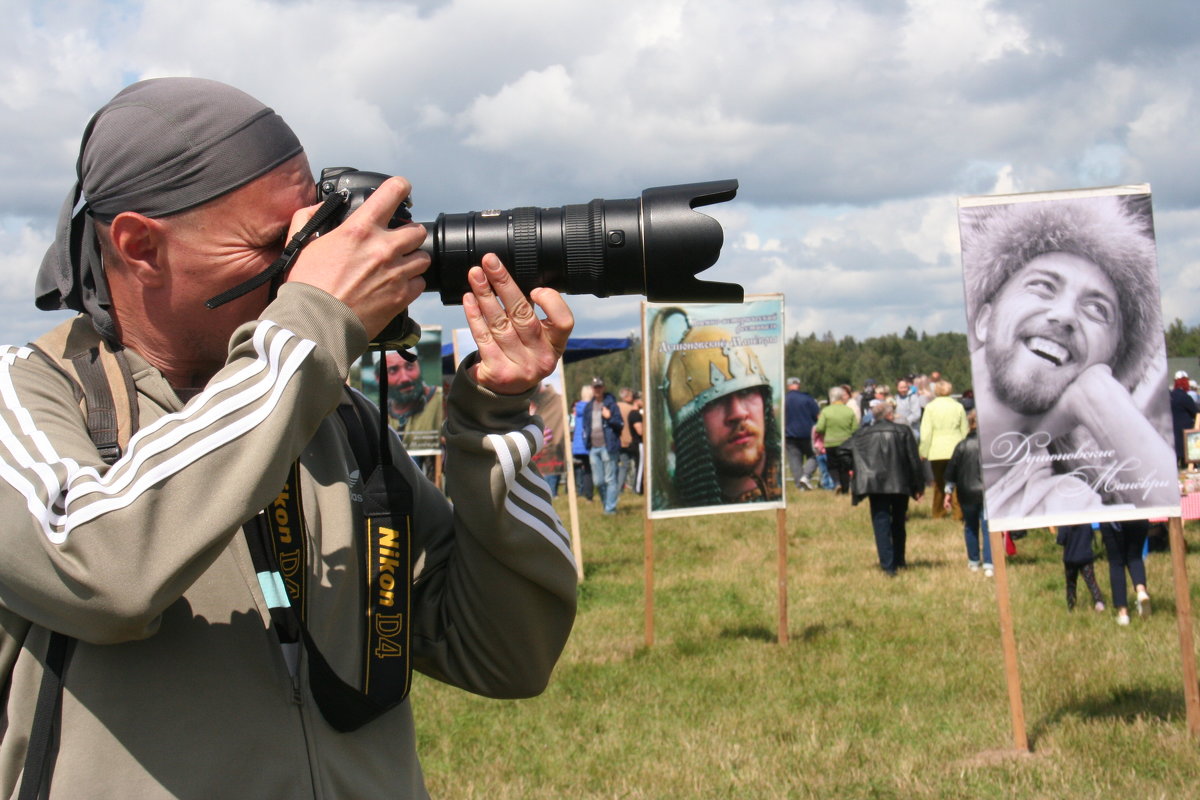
left=243, top=381, right=414, bottom=732
left=205, top=192, right=348, bottom=310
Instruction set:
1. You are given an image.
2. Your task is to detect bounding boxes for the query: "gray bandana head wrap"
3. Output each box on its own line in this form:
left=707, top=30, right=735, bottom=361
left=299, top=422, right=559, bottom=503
left=36, top=77, right=304, bottom=342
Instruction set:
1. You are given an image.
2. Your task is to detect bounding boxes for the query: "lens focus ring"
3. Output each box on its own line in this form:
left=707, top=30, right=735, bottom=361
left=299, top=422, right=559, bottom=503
left=511, top=207, right=539, bottom=288
left=565, top=201, right=605, bottom=293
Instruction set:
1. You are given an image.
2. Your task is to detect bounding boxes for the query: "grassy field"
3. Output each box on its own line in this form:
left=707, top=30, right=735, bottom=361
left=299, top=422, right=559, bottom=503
left=413, top=486, right=1200, bottom=799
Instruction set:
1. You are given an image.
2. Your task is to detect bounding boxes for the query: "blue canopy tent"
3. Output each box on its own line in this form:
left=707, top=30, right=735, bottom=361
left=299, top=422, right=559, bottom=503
left=441, top=336, right=632, bottom=373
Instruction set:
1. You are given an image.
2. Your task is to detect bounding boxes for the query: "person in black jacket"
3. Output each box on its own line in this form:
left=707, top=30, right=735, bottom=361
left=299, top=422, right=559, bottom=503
left=943, top=410, right=993, bottom=576
left=846, top=401, right=925, bottom=576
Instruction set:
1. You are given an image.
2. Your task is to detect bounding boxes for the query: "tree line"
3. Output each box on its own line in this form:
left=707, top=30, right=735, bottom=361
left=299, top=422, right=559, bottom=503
left=565, top=318, right=1200, bottom=403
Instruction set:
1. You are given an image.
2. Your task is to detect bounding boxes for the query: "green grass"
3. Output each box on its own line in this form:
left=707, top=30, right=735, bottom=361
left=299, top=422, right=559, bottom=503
left=413, top=487, right=1200, bottom=798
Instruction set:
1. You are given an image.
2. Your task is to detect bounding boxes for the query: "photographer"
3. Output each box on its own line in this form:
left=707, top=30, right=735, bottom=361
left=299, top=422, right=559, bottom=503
left=0, top=78, right=576, bottom=798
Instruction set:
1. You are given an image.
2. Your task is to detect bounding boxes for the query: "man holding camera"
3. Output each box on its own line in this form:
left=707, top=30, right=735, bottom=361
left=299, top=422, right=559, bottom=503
left=0, top=78, right=577, bottom=799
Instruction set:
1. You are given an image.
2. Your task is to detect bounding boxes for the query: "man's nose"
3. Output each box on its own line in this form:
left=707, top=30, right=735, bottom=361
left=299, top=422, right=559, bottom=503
left=1042, top=292, right=1079, bottom=330
left=726, top=393, right=751, bottom=419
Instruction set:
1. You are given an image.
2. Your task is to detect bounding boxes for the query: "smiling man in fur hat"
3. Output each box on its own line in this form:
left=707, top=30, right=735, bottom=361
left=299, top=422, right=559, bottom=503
left=960, top=193, right=1178, bottom=525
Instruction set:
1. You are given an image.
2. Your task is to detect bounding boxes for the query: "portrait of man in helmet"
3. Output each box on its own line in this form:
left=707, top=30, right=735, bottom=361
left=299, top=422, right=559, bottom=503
left=646, top=300, right=785, bottom=516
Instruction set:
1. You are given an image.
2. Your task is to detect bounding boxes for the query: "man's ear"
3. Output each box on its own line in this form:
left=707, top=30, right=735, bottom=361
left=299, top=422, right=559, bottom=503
left=106, top=212, right=168, bottom=288
left=974, top=303, right=992, bottom=344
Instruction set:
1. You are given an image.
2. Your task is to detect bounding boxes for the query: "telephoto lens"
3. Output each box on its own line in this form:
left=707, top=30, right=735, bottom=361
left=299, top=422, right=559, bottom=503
left=317, top=169, right=743, bottom=305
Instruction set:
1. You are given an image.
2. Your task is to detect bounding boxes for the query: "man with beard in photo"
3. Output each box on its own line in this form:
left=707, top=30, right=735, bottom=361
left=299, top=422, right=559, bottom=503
left=960, top=194, right=1178, bottom=522
left=660, top=324, right=781, bottom=508
left=702, top=385, right=776, bottom=503
left=379, top=350, right=443, bottom=450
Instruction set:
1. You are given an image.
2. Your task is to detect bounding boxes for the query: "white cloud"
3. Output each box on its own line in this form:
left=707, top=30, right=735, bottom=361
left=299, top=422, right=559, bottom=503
left=0, top=222, right=52, bottom=296
left=901, top=0, right=1036, bottom=75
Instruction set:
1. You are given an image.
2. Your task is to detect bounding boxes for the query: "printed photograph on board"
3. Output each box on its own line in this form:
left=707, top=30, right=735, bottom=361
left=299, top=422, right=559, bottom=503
left=530, top=361, right=568, bottom=497
left=644, top=296, right=786, bottom=519
left=353, top=325, right=444, bottom=457
left=957, top=186, right=1181, bottom=531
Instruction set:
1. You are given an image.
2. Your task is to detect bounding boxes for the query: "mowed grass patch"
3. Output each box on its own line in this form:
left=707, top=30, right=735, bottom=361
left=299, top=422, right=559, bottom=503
left=414, top=487, right=1200, bottom=798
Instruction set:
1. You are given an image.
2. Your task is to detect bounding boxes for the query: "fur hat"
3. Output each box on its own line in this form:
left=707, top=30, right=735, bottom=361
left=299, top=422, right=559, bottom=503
left=960, top=194, right=1160, bottom=387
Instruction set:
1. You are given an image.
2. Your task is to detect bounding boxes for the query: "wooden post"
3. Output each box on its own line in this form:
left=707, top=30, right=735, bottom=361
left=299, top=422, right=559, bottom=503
left=776, top=507, right=789, bottom=645
left=991, top=530, right=1029, bottom=752
left=560, top=383, right=584, bottom=582
left=563, top=450, right=584, bottom=582
left=644, top=516, right=655, bottom=647
left=1167, top=516, right=1200, bottom=737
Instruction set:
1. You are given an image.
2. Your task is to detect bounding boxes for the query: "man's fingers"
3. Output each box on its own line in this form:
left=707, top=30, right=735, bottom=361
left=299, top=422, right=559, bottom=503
left=289, top=202, right=322, bottom=237
left=529, top=287, right=574, bottom=356
left=467, top=264, right=515, bottom=340
left=349, top=176, right=413, bottom=229
left=461, top=290, right=495, bottom=349
left=480, top=254, right=542, bottom=341
left=461, top=257, right=575, bottom=395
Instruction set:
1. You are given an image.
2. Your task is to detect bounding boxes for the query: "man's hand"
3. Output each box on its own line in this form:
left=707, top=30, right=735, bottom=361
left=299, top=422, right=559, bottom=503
left=464, top=253, right=573, bottom=395
left=1042, top=363, right=1125, bottom=440
left=285, top=177, right=430, bottom=339
left=1041, top=361, right=1178, bottom=504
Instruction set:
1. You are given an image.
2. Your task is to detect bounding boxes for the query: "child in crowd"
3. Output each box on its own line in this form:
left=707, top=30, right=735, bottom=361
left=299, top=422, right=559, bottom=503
left=812, top=429, right=836, bottom=490
left=1056, top=523, right=1106, bottom=612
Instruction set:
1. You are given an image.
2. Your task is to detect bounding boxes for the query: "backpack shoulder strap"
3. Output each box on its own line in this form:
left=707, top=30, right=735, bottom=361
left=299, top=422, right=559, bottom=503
left=28, top=315, right=139, bottom=465
left=18, top=631, right=71, bottom=800
left=17, top=317, right=141, bottom=797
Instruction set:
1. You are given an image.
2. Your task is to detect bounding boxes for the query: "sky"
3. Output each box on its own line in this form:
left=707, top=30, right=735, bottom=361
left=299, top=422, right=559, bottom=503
left=2, top=0, right=1199, bottom=346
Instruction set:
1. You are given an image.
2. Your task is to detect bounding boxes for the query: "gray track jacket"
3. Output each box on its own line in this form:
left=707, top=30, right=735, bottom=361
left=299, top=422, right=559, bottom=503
left=0, top=284, right=577, bottom=799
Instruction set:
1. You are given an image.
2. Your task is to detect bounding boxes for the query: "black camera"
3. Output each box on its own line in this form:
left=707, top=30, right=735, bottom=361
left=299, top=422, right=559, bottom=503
left=316, top=168, right=743, bottom=306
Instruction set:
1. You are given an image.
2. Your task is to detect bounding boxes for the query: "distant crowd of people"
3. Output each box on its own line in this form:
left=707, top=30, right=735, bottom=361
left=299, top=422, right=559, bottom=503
left=782, top=373, right=977, bottom=577
left=552, top=356, right=1190, bottom=620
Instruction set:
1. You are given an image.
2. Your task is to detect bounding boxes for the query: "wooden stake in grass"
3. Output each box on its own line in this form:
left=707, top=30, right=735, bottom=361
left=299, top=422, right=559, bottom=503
left=991, top=529, right=1029, bottom=753
left=644, top=515, right=654, bottom=647
left=562, top=387, right=584, bottom=582
left=776, top=506, right=788, bottom=646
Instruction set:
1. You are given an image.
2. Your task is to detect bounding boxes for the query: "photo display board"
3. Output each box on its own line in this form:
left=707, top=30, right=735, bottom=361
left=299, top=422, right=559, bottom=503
left=644, top=295, right=786, bottom=519
left=530, top=361, right=568, bottom=482
left=353, top=325, right=444, bottom=456
left=957, top=185, right=1180, bottom=530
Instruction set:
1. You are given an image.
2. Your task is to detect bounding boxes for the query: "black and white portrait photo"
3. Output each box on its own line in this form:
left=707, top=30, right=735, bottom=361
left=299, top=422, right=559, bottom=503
left=958, top=186, right=1180, bottom=531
